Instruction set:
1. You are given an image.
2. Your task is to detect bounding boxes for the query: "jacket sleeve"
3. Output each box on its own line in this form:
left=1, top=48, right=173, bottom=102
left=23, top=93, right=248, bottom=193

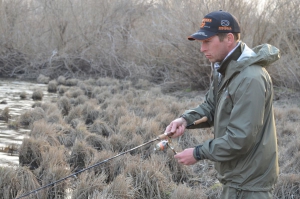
left=198, top=76, right=267, bottom=162
left=181, top=81, right=216, bottom=128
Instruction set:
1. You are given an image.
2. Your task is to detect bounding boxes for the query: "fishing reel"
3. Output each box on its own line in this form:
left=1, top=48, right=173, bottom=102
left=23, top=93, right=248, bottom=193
left=154, top=116, right=208, bottom=155
left=154, top=138, right=177, bottom=154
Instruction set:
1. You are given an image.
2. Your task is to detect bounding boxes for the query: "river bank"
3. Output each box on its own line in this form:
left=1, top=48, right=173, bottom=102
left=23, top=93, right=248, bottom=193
left=0, top=79, right=58, bottom=166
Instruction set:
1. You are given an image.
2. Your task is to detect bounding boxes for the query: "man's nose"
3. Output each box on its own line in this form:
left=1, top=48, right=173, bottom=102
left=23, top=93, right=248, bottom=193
left=200, top=43, right=206, bottom=52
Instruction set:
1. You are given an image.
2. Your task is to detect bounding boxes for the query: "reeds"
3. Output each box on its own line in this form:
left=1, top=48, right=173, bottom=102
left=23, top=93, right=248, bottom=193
left=4, top=72, right=299, bottom=198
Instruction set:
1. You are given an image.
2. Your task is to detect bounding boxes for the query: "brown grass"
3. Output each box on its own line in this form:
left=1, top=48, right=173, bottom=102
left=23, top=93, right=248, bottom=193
left=71, top=171, right=107, bottom=199
left=5, top=66, right=300, bottom=198
left=89, top=119, right=114, bottom=137
left=18, top=107, right=45, bottom=127
left=19, top=138, right=49, bottom=170
left=48, top=80, right=58, bottom=93
left=32, top=89, right=44, bottom=100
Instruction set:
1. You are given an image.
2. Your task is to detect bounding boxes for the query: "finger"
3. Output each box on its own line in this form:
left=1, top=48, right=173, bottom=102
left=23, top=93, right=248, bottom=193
left=170, top=123, right=178, bottom=133
left=165, top=125, right=171, bottom=133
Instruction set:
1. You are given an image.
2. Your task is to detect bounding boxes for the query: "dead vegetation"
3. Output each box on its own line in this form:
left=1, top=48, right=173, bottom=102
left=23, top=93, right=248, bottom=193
left=0, top=0, right=299, bottom=91
left=0, top=76, right=297, bottom=198
left=0, top=0, right=300, bottom=198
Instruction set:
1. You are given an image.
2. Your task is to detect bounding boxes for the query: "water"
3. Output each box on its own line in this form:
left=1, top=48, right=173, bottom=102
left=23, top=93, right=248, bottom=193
left=0, top=79, right=58, bottom=167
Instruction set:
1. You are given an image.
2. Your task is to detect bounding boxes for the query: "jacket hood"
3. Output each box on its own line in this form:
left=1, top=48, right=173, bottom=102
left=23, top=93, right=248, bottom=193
left=238, top=42, right=280, bottom=68
left=219, top=42, right=280, bottom=90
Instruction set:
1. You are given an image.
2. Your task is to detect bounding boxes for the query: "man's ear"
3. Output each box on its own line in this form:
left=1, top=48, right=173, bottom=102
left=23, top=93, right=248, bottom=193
left=227, top=33, right=236, bottom=45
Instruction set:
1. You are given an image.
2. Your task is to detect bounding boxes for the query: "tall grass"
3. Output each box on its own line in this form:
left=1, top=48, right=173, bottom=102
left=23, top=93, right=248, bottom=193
left=0, top=76, right=297, bottom=198
left=0, top=0, right=299, bottom=90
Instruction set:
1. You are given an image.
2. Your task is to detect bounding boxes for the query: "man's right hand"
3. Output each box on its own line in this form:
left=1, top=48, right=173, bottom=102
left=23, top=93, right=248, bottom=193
left=164, top=117, right=187, bottom=138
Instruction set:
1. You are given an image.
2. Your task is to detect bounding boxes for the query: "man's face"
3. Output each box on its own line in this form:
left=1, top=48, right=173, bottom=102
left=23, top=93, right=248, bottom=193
left=200, top=35, right=229, bottom=63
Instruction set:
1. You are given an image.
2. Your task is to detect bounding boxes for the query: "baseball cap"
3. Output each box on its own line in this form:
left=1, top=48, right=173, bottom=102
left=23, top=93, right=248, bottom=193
left=188, top=10, right=241, bottom=41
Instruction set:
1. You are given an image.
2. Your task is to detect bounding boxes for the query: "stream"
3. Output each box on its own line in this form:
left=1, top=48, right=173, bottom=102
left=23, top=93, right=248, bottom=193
left=0, top=78, right=58, bottom=167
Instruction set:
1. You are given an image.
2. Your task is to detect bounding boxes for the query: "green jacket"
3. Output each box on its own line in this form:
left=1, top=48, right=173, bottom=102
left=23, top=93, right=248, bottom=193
left=181, top=42, right=280, bottom=191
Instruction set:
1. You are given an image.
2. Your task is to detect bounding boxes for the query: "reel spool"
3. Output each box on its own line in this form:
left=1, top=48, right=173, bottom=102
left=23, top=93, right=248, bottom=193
left=154, top=139, right=177, bottom=154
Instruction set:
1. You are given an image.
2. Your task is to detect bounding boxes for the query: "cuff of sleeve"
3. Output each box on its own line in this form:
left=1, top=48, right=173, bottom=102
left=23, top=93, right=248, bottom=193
left=180, top=114, right=194, bottom=127
left=193, top=145, right=203, bottom=161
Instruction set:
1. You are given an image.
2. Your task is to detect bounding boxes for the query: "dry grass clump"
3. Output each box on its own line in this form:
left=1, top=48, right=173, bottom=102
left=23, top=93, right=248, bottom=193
left=273, top=174, right=300, bottom=199
left=124, top=155, right=174, bottom=199
left=64, top=87, right=85, bottom=98
left=33, top=146, right=70, bottom=198
left=69, top=140, right=98, bottom=171
left=19, top=91, right=27, bottom=99
left=57, top=76, right=66, bottom=85
left=57, top=96, right=72, bottom=116
left=58, top=85, right=69, bottom=95
left=37, top=74, right=50, bottom=84
left=87, top=150, right=126, bottom=183
left=85, top=134, right=108, bottom=151
left=18, top=107, right=45, bottom=126
left=78, top=81, right=94, bottom=98
left=46, top=109, right=64, bottom=124
left=70, top=95, right=89, bottom=106
left=169, top=183, right=207, bottom=199
left=32, top=89, right=44, bottom=100
left=19, top=138, right=49, bottom=170
left=65, top=78, right=78, bottom=86
left=0, top=167, right=17, bottom=198
left=12, top=167, right=41, bottom=199
left=71, top=171, right=107, bottom=199
left=56, top=125, right=77, bottom=147
left=89, top=119, right=114, bottom=137
left=109, top=134, right=128, bottom=153
left=81, top=101, right=100, bottom=124
left=0, top=107, right=11, bottom=122
left=48, top=80, right=58, bottom=93
left=131, top=78, right=153, bottom=90
left=96, top=77, right=120, bottom=87
left=285, top=107, right=300, bottom=122
left=102, top=174, right=135, bottom=199
left=101, top=106, right=128, bottom=126
left=65, top=105, right=83, bottom=124
left=8, top=120, right=19, bottom=129
left=29, top=120, right=61, bottom=146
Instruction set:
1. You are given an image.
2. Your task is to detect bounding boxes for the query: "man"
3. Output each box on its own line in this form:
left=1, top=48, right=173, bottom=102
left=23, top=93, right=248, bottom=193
left=165, top=10, right=279, bottom=198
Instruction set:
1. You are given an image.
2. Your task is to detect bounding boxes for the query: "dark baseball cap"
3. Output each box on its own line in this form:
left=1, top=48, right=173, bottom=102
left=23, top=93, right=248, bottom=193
left=188, top=10, right=241, bottom=41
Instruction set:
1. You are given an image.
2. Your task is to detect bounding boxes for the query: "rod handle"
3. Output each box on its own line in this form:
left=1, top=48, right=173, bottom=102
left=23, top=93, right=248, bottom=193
left=158, top=116, right=208, bottom=140
left=193, top=116, right=208, bottom=126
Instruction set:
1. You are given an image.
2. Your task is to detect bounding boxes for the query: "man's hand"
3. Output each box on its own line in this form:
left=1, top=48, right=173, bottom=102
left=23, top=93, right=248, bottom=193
left=174, top=148, right=197, bottom=165
left=164, top=117, right=187, bottom=138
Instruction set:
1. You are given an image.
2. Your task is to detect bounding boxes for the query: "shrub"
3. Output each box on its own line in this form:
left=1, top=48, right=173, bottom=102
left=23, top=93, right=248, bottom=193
left=20, top=91, right=27, bottom=99
left=18, top=107, right=45, bottom=126
left=48, top=80, right=58, bottom=93
left=32, top=89, right=44, bottom=100
left=19, top=138, right=49, bottom=170
left=37, top=74, right=50, bottom=84
left=57, top=76, right=66, bottom=85
left=89, top=119, right=114, bottom=137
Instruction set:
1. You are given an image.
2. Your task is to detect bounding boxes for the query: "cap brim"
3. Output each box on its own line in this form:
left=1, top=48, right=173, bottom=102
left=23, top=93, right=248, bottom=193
left=188, top=29, right=217, bottom=41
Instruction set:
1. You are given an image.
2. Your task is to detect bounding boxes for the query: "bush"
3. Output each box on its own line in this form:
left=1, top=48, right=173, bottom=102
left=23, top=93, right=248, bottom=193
left=48, top=80, right=58, bottom=93
left=32, top=89, right=44, bottom=100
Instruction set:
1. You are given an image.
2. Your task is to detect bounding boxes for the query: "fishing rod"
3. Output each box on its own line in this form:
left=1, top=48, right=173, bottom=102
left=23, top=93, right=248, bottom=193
left=16, top=116, right=207, bottom=199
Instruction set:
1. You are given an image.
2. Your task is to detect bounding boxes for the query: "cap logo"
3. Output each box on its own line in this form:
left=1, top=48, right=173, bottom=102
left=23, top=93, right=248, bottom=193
left=200, top=21, right=205, bottom=28
left=221, top=20, right=230, bottom=26
left=193, top=32, right=207, bottom=37
left=200, top=18, right=212, bottom=28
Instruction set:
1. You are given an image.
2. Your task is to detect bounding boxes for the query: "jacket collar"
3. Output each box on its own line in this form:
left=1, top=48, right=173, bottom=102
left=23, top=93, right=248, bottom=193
left=217, top=42, right=242, bottom=76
